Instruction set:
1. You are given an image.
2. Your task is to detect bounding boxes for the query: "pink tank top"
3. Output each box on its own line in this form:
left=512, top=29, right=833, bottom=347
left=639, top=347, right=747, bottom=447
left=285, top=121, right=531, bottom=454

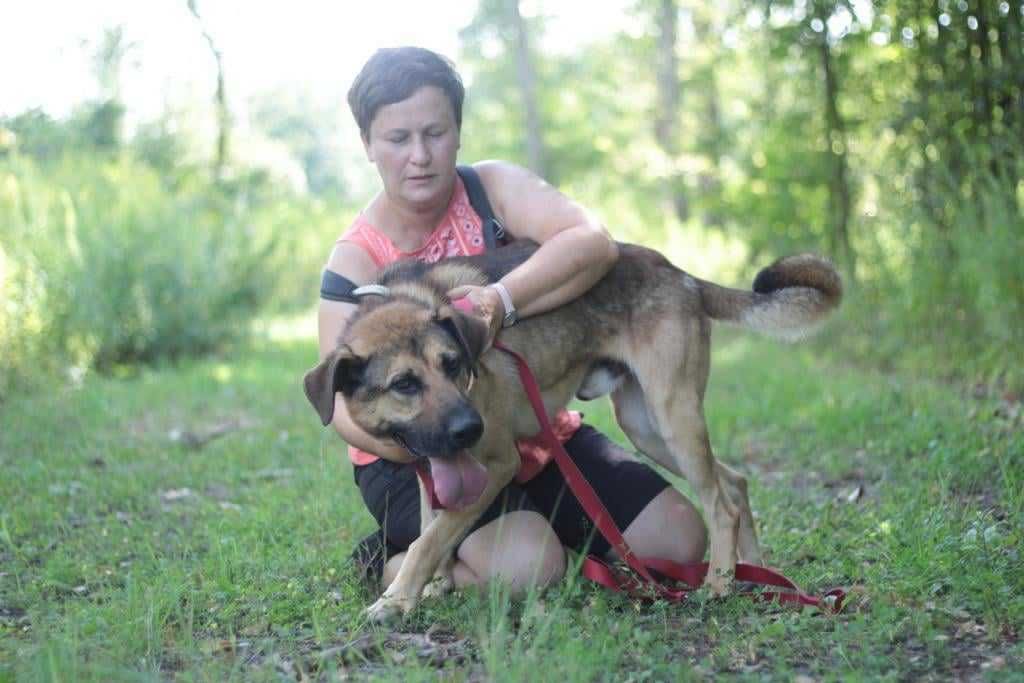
left=338, top=175, right=581, bottom=482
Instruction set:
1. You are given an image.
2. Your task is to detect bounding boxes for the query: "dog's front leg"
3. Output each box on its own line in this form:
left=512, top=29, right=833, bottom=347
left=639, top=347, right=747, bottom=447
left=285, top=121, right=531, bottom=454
left=366, top=453, right=517, bottom=622
left=417, top=474, right=455, bottom=600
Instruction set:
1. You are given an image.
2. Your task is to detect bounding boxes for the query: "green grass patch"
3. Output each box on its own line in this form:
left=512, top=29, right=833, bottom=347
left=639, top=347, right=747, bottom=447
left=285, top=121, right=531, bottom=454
left=1, top=327, right=1021, bottom=680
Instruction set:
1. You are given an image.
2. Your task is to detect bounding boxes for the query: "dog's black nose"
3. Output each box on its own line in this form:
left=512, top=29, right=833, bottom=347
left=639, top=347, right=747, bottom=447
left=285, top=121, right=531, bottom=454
left=447, top=408, right=483, bottom=449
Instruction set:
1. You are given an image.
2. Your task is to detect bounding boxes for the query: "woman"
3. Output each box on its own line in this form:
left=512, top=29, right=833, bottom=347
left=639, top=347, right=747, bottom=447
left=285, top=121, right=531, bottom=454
left=320, top=47, right=707, bottom=592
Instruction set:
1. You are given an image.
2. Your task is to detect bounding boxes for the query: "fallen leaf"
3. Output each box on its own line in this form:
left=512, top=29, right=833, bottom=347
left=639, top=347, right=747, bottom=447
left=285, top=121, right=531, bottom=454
left=169, top=417, right=256, bottom=450
left=954, top=621, right=987, bottom=639
left=240, top=620, right=268, bottom=637
left=205, top=484, right=231, bottom=500
left=160, top=488, right=194, bottom=503
left=943, top=607, right=970, bottom=620
left=200, top=638, right=236, bottom=655
left=983, top=656, right=1006, bottom=670
left=49, top=481, right=84, bottom=496
left=248, top=468, right=294, bottom=481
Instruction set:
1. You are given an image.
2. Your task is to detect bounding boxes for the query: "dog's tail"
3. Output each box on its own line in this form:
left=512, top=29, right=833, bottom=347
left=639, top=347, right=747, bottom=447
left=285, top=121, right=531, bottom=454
left=698, top=254, right=842, bottom=341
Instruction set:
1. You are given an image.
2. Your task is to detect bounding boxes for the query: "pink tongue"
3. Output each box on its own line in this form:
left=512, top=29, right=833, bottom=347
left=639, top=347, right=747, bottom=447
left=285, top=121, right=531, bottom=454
left=428, top=451, right=488, bottom=510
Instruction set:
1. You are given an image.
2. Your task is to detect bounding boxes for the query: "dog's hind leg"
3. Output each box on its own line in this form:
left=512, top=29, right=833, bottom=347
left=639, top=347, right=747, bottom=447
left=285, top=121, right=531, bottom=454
left=617, top=371, right=760, bottom=567
left=653, top=404, right=737, bottom=594
left=613, top=368, right=740, bottom=596
left=715, top=461, right=762, bottom=566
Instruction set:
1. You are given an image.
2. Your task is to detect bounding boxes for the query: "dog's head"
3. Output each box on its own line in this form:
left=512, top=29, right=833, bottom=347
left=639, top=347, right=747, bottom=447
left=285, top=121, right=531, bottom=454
left=304, top=297, right=489, bottom=459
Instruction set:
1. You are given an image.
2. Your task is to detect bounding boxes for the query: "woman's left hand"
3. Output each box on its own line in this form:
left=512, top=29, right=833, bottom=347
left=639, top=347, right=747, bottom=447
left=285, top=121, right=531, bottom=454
left=447, top=284, right=505, bottom=349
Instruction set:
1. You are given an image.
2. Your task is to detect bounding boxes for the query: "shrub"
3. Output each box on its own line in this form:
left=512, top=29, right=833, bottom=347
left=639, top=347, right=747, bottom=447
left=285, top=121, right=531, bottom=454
left=821, top=166, right=1024, bottom=389
left=0, top=153, right=279, bottom=391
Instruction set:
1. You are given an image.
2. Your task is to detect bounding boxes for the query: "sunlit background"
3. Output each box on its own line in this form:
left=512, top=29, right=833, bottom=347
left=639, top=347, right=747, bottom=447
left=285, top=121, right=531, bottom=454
left=1, top=0, right=1022, bottom=390
left=3, top=6, right=1024, bottom=681
left=2, top=1, right=639, bottom=118
left=1, top=1, right=641, bottom=202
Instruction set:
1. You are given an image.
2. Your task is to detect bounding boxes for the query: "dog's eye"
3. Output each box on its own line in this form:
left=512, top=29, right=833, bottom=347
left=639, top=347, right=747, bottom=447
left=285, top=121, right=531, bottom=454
left=390, top=376, right=421, bottom=396
left=441, top=355, right=461, bottom=379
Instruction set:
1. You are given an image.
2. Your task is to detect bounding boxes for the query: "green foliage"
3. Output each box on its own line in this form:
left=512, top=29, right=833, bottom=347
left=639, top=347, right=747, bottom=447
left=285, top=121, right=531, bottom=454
left=130, top=118, right=188, bottom=176
left=0, top=90, right=354, bottom=396
left=249, top=90, right=348, bottom=198
left=4, top=1, right=1023, bottom=393
left=74, top=101, right=125, bottom=153
left=247, top=193, right=356, bottom=315
left=1, top=106, right=125, bottom=162
left=0, top=153, right=280, bottom=389
left=459, top=0, right=1023, bottom=387
left=829, top=163, right=1024, bottom=385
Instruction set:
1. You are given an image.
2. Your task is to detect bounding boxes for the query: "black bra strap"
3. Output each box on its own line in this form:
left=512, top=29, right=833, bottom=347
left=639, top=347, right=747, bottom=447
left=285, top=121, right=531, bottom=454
left=320, top=269, right=360, bottom=303
left=457, top=164, right=507, bottom=249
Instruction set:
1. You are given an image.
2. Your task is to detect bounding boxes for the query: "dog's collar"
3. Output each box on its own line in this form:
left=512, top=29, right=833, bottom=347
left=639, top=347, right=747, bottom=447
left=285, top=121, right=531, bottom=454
left=352, top=284, right=390, bottom=299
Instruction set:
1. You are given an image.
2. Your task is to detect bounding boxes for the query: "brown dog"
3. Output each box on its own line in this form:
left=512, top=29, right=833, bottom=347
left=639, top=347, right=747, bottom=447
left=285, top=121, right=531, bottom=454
left=304, top=241, right=841, bottom=621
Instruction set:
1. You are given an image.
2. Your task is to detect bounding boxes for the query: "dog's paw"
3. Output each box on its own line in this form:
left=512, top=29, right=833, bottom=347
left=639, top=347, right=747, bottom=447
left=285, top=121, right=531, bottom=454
left=704, top=570, right=734, bottom=598
left=422, top=571, right=454, bottom=599
left=365, top=594, right=414, bottom=623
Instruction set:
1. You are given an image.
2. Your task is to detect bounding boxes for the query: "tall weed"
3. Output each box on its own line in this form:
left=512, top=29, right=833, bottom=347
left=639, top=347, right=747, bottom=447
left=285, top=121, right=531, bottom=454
left=823, top=166, right=1024, bottom=388
left=0, top=154, right=280, bottom=390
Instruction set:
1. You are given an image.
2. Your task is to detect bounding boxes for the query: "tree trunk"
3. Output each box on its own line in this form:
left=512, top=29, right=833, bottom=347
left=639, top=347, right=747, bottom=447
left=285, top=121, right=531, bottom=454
left=995, top=3, right=1022, bottom=186
left=691, top=4, right=724, bottom=226
left=509, top=0, right=547, bottom=178
left=187, top=0, right=230, bottom=181
left=915, top=0, right=950, bottom=232
left=1015, top=3, right=1024, bottom=150
left=995, top=7, right=1014, bottom=126
left=818, top=30, right=855, bottom=279
left=972, top=0, right=995, bottom=146
left=654, top=0, right=688, bottom=222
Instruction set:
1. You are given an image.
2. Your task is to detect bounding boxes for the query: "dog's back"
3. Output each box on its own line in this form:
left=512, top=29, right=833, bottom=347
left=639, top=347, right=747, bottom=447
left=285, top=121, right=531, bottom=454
left=378, top=240, right=840, bottom=361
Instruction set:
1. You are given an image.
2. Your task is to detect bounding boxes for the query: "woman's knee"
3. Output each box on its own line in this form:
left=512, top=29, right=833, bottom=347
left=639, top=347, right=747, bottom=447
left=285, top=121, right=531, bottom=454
left=621, top=487, right=708, bottom=564
left=381, top=552, right=406, bottom=588
left=457, top=511, right=565, bottom=591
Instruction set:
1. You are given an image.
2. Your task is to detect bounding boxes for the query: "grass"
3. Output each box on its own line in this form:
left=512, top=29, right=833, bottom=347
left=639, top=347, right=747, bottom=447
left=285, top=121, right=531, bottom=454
left=1, top=325, right=1021, bottom=681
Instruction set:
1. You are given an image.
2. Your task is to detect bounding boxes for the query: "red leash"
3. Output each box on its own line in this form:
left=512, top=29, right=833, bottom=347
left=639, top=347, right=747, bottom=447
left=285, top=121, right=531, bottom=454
left=492, top=340, right=845, bottom=612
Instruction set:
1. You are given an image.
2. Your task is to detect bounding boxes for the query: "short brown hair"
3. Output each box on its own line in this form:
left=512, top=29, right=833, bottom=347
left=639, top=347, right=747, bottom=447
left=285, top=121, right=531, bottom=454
left=347, top=47, right=465, bottom=139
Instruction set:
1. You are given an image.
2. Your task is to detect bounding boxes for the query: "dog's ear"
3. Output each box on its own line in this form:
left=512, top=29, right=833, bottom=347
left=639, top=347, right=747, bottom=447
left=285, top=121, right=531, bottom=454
left=436, top=307, right=489, bottom=365
left=302, top=345, right=365, bottom=426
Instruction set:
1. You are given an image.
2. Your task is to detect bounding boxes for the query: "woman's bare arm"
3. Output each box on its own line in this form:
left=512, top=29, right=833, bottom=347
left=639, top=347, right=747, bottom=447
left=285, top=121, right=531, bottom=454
left=446, top=161, right=618, bottom=340
left=479, top=160, right=619, bottom=317
left=317, top=242, right=413, bottom=463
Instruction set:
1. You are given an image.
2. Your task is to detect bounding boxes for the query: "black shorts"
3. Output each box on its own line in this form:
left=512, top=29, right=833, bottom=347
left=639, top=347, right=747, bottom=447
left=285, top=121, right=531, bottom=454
left=353, top=424, right=671, bottom=558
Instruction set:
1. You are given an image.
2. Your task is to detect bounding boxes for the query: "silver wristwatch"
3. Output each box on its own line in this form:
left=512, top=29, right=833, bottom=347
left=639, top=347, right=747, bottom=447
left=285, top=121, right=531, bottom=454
left=488, top=282, right=517, bottom=328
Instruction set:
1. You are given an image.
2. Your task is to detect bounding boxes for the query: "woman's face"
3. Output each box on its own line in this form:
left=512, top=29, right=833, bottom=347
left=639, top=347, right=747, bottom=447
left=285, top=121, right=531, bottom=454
left=364, top=86, right=460, bottom=211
